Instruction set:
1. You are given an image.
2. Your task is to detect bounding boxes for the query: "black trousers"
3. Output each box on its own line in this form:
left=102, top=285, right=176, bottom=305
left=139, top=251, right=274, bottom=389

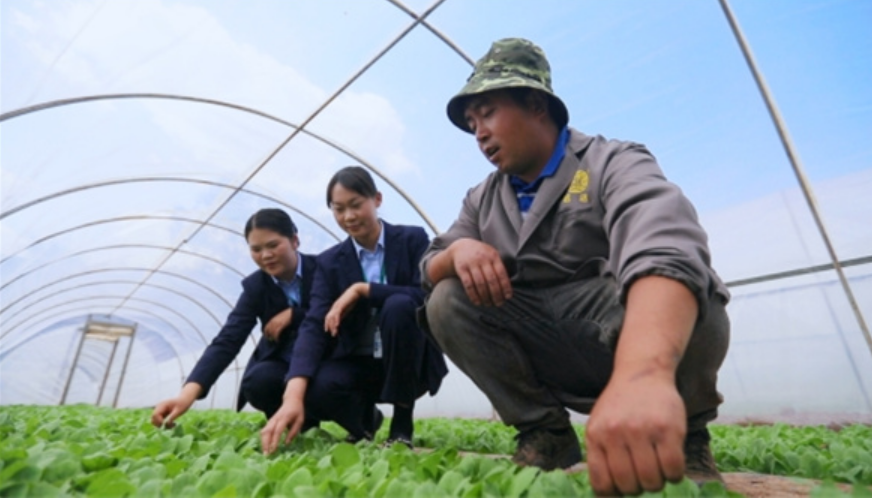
left=305, top=293, right=445, bottom=438
left=239, top=359, right=287, bottom=418
left=425, top=276, right=730, bottom=433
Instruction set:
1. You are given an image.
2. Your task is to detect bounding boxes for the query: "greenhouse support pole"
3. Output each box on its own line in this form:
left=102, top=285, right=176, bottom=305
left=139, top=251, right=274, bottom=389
left=718, top=0, right=872, bottom=359
left=112, top=324, right=138, bottom=408
left=60, top=323, right=89, bottom=405
left=97, top=338, right=120, bottom=407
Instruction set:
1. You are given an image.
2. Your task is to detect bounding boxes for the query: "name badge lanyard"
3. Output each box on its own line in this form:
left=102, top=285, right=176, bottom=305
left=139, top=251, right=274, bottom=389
left=360, top=261, right=387, bottom=286
left=361, top=257, right=386, bottom=358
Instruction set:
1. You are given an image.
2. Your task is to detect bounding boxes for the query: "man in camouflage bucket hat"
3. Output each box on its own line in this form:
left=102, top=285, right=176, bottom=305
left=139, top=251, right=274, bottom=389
left=420, top=38, right=731, bottom=496
left=446, top=38, right=568, bottom=132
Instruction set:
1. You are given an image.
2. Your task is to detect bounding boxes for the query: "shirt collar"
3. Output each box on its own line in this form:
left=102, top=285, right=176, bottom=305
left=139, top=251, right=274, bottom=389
left=351, top=220, right=385, bottom=258
left=271, top=252, right=303, bottom=286
left=509, top=126, right=570, bottom=192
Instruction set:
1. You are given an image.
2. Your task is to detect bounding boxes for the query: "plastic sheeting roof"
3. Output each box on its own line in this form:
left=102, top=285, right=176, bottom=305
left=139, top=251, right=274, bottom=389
left=2, top=0, right=871, bottom=420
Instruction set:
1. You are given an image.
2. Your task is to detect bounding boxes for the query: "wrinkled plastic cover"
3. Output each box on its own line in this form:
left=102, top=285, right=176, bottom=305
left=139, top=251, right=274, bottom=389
left=2, top=0, right=870, bottom=421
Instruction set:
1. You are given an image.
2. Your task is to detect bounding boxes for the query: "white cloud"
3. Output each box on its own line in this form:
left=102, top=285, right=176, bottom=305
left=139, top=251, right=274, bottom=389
left=6, top=0, right=416, bottom=203
left=3, top=0, right=420, bottom=293
left=10, top=7, right=39, bottom=32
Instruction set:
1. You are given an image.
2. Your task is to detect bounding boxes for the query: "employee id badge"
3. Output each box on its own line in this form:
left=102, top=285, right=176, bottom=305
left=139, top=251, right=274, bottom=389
left=361, top=307, right=382, bottom=358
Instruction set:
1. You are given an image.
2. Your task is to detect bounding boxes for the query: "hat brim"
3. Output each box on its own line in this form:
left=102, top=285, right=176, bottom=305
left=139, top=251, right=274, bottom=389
left=446, top=75, right=568, bottom=133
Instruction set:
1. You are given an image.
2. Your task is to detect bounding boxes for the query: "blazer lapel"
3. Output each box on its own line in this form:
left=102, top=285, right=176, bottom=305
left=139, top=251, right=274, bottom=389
left=518, top=130, right=594, bottom=250
left=338, top=238, right=363, bottom=287
left=262, top=271, right=286, bottom=311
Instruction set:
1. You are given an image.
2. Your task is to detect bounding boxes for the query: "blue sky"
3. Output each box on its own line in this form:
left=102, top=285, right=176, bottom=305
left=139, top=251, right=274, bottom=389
left=2, top=0, right=870, bottom=414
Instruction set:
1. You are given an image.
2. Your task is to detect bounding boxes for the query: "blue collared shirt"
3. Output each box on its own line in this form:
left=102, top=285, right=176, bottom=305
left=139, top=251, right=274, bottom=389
left=271, top=253, right=304, bottom=306
left=352, top=221, right=386, bottom=284
left=509, top=126, right=570, bottom=218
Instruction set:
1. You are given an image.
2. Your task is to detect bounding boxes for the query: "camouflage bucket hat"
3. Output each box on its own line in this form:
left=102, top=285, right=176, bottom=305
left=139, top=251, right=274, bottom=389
left=447, top=38, right=569, bottom=133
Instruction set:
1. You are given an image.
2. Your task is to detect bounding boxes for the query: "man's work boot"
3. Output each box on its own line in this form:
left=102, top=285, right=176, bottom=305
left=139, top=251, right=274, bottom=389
left=511, top=426, right=583, bottom=471
left=684, top=428, right=724, bottom=485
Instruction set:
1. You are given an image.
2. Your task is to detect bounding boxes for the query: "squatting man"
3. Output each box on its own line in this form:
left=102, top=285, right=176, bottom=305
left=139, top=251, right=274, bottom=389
left=419, top=37, right=731, bottom=496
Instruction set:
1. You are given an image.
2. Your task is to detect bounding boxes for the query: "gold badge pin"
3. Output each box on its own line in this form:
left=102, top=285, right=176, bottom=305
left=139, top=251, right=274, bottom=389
left=563, top=170, right=590, bottom=203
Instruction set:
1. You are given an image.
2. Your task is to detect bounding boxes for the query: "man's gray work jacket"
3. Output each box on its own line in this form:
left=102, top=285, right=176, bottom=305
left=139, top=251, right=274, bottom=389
left=420, top=128, right=729, bottom=320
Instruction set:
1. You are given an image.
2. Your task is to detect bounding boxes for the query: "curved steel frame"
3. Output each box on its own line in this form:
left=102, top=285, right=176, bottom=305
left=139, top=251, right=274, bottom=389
left=2, top=305, right=187, bottom=369
left=0, top=215, right=240, bottom=266
left=1, top=244, right=246, bottom=314
left=0, top=0, right=455, bottom=409
left=4, top=294, right=210, bottom=345
left=2, top=294, right=241, bottom=400
left=0, top=106, right=438, bottom=235
left=0, top=304, right=216, bottom=407
left=4, top=295, right=238, bottom=407
left=0, top=177, right=343, bottom=241
left=719, top=0, right=872, bottom=358
left=1, top=267, right=234, bottom=309
left=0, top=267, right=254, bottom=377
left=0, top=0, right=868, bottom=414
left=385, top=0, right=473, bottom=65
left=2, top=280, right=224, bottom=327
left=109, top=0, right=445, bottom=317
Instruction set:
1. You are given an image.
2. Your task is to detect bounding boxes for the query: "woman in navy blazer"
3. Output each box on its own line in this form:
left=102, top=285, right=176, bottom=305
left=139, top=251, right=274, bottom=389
left=151, top=209, right=316, bottom=427
left=261, top=167, right=448, bottom=451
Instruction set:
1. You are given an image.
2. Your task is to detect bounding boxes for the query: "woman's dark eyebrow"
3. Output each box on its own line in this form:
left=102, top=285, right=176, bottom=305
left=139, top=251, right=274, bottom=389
left=336, top=196, right=365, bottom=207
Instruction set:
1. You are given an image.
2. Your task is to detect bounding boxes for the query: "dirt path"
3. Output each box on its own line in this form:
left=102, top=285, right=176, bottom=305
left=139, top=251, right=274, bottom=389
left=489, top=455, right=859, bottom=497
left=564, top=463, right=834, bottom=498
left=723, top=472, right=825, bottom=498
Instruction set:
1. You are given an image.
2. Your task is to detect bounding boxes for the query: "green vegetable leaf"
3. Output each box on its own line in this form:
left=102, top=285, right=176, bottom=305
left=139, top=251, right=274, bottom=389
left=293, top=485, right=323, bottom=497
left=663, top=478, right=700, bottom=497
left=384, top=477, right=416, bottom=498
left=0, top=460, right=40, bottom=484
left=437, top=469, right=466, bottom=495
left=86, top=468, right=135, bottom=498
left=133, top=478, right=163, bottom=498
left=81, top=452, right=117, bottom=472
left=412, top=481, right=448, bottom=497
left=197, top=469, right=234, bottom=497
left=213, top=450, right=247, bottom=470
left=331, top=442, right=361, bottom=469
left=526, top=470, right=578, bottom=498
left=280, top=467, right=314, bottom=496
left=211, top=483, right=237, bottom=497
left=507, top=465, right=539, bottom=497
left=0, top=483, right=29, bottom=498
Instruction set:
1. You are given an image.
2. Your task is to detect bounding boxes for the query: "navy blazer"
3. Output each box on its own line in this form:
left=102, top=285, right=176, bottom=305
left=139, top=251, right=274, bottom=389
left=187, top=252, right=315, bottom=410
left=288, top=222, right=429, bottom=381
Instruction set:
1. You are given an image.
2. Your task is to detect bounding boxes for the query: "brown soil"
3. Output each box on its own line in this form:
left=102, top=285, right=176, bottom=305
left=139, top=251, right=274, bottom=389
left=723, top=472, right=829, bottom=498
left=464, top=453, right=864, bottom=498
left=567, top=463, right=857, bottom=497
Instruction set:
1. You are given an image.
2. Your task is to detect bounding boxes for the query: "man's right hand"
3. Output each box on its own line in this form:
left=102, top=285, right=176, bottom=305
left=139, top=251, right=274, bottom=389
left=446, top=238, right=512, bottom=307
